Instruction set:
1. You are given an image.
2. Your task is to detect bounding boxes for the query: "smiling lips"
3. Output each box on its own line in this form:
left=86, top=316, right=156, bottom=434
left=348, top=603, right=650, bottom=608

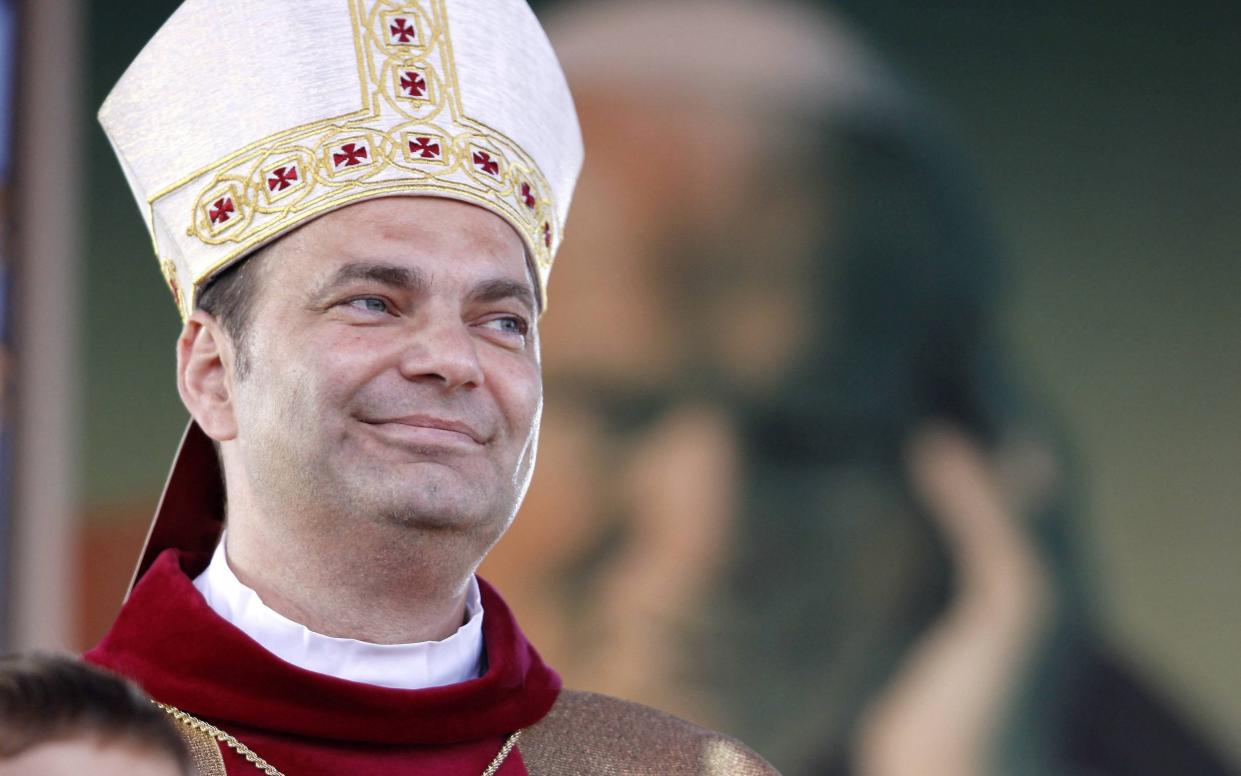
left=363, top=415, right=487, bottom=446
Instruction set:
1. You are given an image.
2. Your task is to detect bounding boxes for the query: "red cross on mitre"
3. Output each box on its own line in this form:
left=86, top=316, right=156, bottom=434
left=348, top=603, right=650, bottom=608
left=266, top=164, right=300, bottom=192
left=389, top=16, right=418, bottom=45
left=408, top=135, right=442, bottom=160
left=520, top=182, right=537, bottom=209
left=543, top=221, right=552, bottom=248
left=331, top=141, right=371, bottom=170
left=472, top=150, right=501, bottom=177
left=208, top=196, right=235, bottom=225
left=399, top=69, right=428, bottom=99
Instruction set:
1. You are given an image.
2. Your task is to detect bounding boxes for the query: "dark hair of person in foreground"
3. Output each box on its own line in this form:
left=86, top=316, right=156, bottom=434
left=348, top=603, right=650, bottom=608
left=0, top=652, right=192, bottom=774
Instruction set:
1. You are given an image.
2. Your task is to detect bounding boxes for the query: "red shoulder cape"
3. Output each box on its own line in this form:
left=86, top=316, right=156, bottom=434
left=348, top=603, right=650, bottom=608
left=85, top=549, right=560, bottom=775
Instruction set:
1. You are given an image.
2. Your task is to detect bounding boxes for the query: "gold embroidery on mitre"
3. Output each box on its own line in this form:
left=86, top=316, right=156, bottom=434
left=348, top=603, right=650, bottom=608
left=159, top=258, right=187, bottom=320
left=152, top=0, right=559, bottom=317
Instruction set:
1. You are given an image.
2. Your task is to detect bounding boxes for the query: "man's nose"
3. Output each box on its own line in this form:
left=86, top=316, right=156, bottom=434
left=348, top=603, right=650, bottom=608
left=396, top=318, right=485, bottom=390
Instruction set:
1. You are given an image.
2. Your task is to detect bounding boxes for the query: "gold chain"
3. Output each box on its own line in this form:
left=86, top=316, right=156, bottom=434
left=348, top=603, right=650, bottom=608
left=154, top=701, right=522, bottom=776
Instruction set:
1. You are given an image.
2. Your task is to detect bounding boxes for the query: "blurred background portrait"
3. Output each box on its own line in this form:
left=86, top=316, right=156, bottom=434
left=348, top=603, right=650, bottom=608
left=1, top=1, right=1237, bottom=775
left=480, top=2, right=1240, bottom=774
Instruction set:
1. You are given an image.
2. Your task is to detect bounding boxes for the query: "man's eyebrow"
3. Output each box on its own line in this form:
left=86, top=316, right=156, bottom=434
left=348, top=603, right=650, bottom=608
left=309, top=262, right=427, bottom=303
left=470, top=278, right=537, bottom=314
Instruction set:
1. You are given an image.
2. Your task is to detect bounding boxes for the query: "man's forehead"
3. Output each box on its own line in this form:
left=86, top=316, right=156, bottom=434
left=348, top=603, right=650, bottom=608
left=255, top=197, right=540, bottom=306
left=325, top=196, right=526, bottom=248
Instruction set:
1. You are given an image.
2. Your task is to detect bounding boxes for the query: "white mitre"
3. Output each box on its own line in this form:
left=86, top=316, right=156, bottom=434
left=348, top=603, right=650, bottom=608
left=101, top=0, right=583, bottom=316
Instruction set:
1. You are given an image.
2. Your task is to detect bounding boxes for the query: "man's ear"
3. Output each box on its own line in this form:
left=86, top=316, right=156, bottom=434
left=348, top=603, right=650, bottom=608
left=177, top=310, right=239, bottom=442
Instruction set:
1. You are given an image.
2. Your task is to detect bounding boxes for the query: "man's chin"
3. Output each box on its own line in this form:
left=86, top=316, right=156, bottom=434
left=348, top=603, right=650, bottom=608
left=367, top=476, right=507, bottom=531
left=375, top=502, right=500, bottom=535
left=332, top=457, right=515, bottom=535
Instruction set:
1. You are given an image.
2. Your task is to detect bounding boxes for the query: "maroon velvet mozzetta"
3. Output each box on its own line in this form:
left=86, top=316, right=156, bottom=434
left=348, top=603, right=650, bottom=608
left=85, top=549, right=560, bottom=775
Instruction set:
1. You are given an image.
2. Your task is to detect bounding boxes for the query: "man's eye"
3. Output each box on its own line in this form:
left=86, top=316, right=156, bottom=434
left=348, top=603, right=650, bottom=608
left=483, top=316, right=528, bottom=336
left=346, top=297, right=389, bottom=314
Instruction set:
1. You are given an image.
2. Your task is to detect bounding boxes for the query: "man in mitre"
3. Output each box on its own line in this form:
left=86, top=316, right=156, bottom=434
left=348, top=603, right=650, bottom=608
left=82, top=1, right=777, bottom=773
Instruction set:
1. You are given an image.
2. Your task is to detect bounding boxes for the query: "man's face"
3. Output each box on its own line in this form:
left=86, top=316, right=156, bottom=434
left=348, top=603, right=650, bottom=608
left=226, top=197, right=542, bottom=541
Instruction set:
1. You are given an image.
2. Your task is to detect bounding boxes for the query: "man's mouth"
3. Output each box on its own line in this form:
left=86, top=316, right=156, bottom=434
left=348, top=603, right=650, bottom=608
left=361, top=415, right=486, bottom=446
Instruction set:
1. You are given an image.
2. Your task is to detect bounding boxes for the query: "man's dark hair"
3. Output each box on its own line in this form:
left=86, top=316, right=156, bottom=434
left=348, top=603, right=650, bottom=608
left=0, top=652, right=192, bottom=772
left=195, top=247, right=270, bottom=379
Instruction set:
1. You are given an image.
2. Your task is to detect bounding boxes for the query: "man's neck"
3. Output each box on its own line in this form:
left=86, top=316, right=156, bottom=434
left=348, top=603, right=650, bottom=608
left=223, top=516, right=478, bottom=645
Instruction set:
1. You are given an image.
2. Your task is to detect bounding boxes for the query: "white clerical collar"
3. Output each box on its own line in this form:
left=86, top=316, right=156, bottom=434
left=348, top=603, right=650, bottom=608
left=192, top=532, right=485, bottom=690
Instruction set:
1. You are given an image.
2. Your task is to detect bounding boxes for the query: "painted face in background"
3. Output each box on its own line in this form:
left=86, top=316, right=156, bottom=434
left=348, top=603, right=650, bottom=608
left=227, top=196, right=543, bottom=543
